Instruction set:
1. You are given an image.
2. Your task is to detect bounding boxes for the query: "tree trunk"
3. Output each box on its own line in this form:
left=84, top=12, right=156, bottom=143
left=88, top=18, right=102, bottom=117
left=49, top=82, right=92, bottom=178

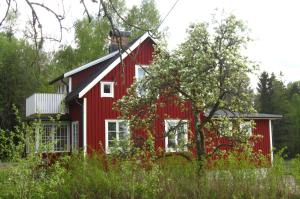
left=194, top=111, right=206, bottom=172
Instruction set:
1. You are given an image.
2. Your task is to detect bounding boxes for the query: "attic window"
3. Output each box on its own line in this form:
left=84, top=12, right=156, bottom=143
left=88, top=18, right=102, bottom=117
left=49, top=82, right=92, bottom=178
left=135, top=65, right=148, bottom=96
left=100, top=82, right=114, bottom=98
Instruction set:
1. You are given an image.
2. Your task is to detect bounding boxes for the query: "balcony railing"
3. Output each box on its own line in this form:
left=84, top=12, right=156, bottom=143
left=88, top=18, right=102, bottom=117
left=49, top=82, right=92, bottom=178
left=26, top=93, right=67, bottom=117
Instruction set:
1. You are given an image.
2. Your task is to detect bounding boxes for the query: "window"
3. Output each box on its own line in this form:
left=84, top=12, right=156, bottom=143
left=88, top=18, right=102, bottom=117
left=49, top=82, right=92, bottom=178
left=219, top=122, right=233, bottom=137
left=135, top=65, right=148, bottom=80
left=57, top=84, right=67, bottom=94
left=100, top=82, right=114, bottom=97
left=38, top=123, right=70, bottom=152
left=165, top=120, right=188, bottom=152
left=240, top=121, right=252, bottom=136
left=41, top=124, right=53, bottom=150
left=135, top=65, right=148, bottom=96
left=72, top=121, right=79, bottom=151
left=54, top=125, right=69, bottom=152
left=105, top=120, right=129, bottom=153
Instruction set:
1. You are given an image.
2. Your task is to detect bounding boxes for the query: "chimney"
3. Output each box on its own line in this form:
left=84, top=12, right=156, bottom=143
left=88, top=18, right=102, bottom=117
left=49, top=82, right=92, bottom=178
left=109, top=30, right=131, bottom=53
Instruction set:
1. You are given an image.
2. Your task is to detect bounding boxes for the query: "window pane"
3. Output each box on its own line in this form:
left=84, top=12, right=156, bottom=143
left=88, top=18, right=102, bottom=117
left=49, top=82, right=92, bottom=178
left=72, top=122, right=79, bottom=150
left=119, top=131, right=128, bottom=140
left=137, top=67, right=146, bottom=80
left=42, top=124, right=52, bottom=145
left=108, top=122, right=116, bottom=131
left=168, top=139, right=176, bottom=149
left=103, top=84, right=111, bottom=93
left=108, top=131, right=116, bottom=140
left=119, top=121, right=127, bottom=132
left=108, top=140, right=114, bottom=147
left=178, top=131, right=185, bottom=146
left=54, top=125, right=68, bottom=152
left=240, top=122, right=252, bottom=136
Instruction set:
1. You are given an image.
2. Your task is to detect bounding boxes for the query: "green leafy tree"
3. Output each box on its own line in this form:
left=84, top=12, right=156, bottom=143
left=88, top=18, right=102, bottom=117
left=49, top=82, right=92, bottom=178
left=125, top=0, right=160, bottom=39
left=0, top=33, right=49, bottom=130
left=255, top=72, right=300, bottom=157
left=115, top=15, right=255, bottom=167
left=51, top=0, right=160, bottom=74
left=286, top=94, right=300, bottom=155
left=256, top=71, right=272, bottom=113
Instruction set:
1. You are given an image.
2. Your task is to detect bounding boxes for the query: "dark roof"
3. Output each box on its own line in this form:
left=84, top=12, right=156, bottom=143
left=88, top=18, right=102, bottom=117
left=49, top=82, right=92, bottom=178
left=65, top=54, right=119, bottom=102
left=204, top=109, right=282, bottom=119
left=49, top=74, right=64, bottom=85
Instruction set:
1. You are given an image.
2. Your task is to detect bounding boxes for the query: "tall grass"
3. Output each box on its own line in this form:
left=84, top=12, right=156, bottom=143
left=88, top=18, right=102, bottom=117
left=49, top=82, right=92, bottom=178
left=1, top=149, right=300, bottom=199
left=0, top=114, right=300, bottom=198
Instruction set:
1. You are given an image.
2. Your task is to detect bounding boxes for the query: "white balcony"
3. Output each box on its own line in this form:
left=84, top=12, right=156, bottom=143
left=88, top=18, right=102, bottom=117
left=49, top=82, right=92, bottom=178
left=26, top=93, right=68, bottom=117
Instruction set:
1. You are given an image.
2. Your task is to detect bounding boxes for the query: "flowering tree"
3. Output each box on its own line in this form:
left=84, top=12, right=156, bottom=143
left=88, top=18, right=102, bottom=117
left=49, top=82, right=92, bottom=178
left=115, top=15, right=255, bottom=167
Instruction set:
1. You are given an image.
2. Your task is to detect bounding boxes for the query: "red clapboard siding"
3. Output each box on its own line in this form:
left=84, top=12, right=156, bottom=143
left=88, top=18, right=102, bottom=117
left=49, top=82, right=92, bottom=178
left=252, top=119, right=270, bottom=157
left=203, top=119, right=271, bottom=158
left=84, top=38, right=155, bottom=154
left=154, top=98, right=194, bottom=151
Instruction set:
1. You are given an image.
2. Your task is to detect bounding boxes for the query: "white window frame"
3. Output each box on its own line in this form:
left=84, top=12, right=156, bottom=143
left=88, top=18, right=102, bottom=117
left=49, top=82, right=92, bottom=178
left=100, top=81, right=114, bottom=98
left=165, top=119, right=188, bottom=152
left=36, top=123, right=70, bottom=153
left=105, top=120, right=129, bottom=154
left=71, top=121, right=79, bottom=152
left=240, top=121, right=252, bottom=136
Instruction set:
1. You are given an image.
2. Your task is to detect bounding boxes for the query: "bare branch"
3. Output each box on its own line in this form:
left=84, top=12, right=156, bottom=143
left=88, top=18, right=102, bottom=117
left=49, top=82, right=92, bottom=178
left=80, top=0, right=92, bottom=22
left=0, top=0, right=12, bottom=28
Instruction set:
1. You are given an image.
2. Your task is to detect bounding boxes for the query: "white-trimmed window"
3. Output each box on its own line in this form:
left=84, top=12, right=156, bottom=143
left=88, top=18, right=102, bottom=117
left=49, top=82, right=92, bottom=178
left=38, top=123, right=70, bottom=152
left=72, top=121, right=79, bottom=151
left=240, top=121, right=252, bottom=136
left=219, top=122, right=233, bottom=137
left=165, top=120, right=188, bottom=152
left=135, top=65, right=148, bottom=96
left=100, top=81, right=114, bottom=98
left=135, top=65, right=148, bottom=80
left=105, top=120, right=129, bottom=153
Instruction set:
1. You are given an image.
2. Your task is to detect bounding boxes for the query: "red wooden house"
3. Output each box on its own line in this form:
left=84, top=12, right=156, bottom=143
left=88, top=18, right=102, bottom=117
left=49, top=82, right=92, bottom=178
left=25, top=31, right=282, bottom=161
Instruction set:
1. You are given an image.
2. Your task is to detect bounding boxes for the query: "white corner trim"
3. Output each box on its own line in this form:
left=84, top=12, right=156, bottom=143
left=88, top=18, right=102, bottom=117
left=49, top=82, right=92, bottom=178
left=78, top=32, right=151, bottom=98
left=269, top=120, right=274, bottom=163
left=100, top=81, right=114, bottom=98
left=63, top=51, right=119, bottom=78
left=68, top=77, right=72, bottom=93
left=83, top=98, right=87, bottom=156
left=105, top=120, right=108, bottom=154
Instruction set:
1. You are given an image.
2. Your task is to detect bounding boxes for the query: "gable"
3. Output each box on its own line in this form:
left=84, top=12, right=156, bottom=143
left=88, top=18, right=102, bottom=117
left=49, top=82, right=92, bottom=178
left=78, top=32, right=154, bottom=98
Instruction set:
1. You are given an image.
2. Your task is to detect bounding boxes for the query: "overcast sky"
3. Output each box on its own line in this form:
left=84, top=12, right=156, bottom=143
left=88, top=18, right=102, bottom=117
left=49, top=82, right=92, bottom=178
left=1, top=0, right=300, bottom=89
left=144, top=0, right=300, bottom=89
